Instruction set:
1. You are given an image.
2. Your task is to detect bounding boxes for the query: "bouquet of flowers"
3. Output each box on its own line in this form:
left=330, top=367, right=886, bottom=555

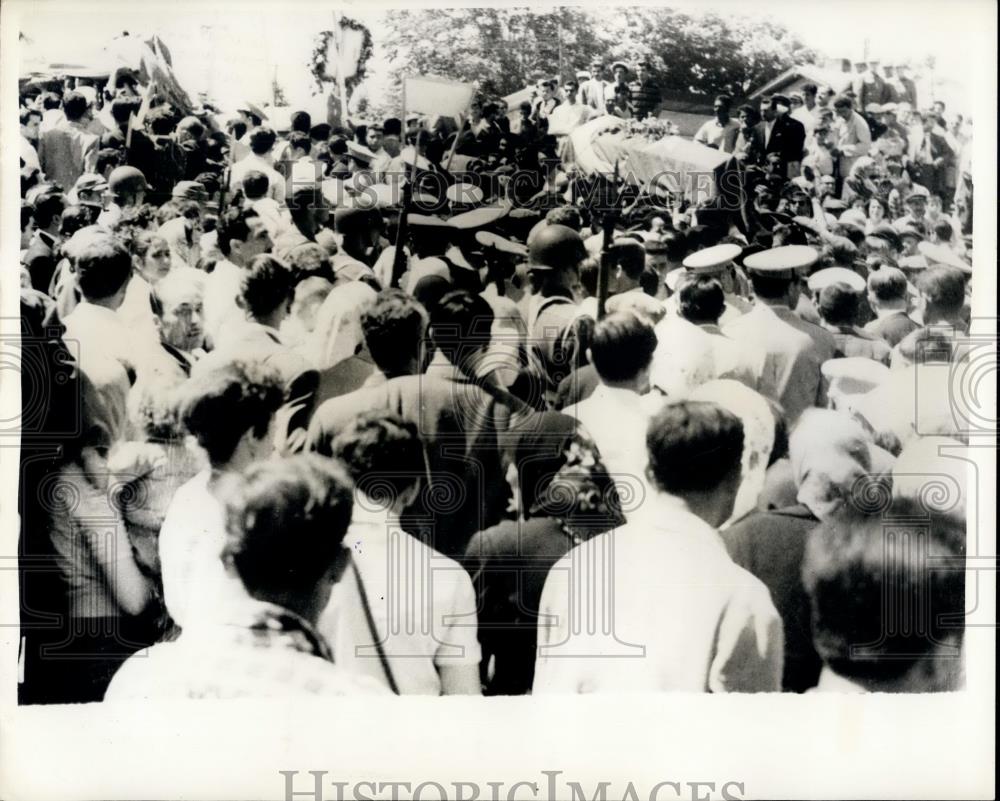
left=625, top=116, right=680, bottom=141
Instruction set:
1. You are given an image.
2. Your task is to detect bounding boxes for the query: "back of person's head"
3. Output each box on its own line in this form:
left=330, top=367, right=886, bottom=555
left=749, top=271, right=794, bottom=301
left=241, top=170, right=270, bottom=201
left=833, top=95, right=853, bottom=110
left=825, top=237, right=858, bottom=268
left=916, top=265, right=966, bottom=317
left=545, top=206, right=583, bottom=231
left=179, top=358, right=284, bottom=466
left=146, top=105, right=177, bottom=136
left=249, top=126, right=277, bottom=155
left=62, top=91, right=89, bottom=122
left=361, top=289, right=428, bottom=375
left=646, top=400, right=744, bottom=496
left=429, top=290, right=494, bottom=363
left=589, top=311, right=658, bottom=384
left=867, top=266, right=908, bottom=303
left=818, top=283, right=859, bottom=326
left=41, top=91, right=62, bottom=110
left=329, top=411, right=425, bottom=504
left=802, top=499, right=965, bottom=690
left=678, top=275, right=725, bottom=325
left=329, top=136, right=349, bottom=157
left=74, top=233, right=132, bottom=301
left=221, top=454, right=354, bottom=600
left=932, top=219, right=953, bottom=243
left=290, top=110, right=312, bottom=134
left=217, top=206, right=259, bottom=257
left=288, top=131, right=312, bottom=155
left=32, top=192, right=65, bottom=229
left=240, top=254, right=294, bottom=320
left=59, top=204, right=94, bottom=238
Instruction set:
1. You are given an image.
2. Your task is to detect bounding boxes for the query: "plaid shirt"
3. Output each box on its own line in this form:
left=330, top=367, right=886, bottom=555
left=104, top=599, right=387, bottom=700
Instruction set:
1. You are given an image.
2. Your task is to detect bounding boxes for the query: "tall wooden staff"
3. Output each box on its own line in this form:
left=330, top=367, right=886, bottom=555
left=390, top=129, right=422, bottom=288
left=596, top=159, right=621, bottom=320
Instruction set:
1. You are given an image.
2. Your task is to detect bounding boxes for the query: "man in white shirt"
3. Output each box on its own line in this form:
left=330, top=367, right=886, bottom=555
left=534, top=400, right=784, bottom=693
left=317, top=413, right=482, bottom=695
left=203, top=206, right=273, bottom=346
left=562, top=311, right=663, bottom=521
left=831, top=95, right=872, bottom=186
left=229, top=126, right=287, bottom=204
left=694, top=94, right=740, bottom=153
left=579, top=59, right=608, bottom=111
left=158, top=357, right=286, bottom=631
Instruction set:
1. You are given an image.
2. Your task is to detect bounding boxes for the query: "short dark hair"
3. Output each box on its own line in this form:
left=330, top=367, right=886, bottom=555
left=646, top=401, right=744, bottom=495
left=74, top=234, right=133, bottom=301
left=41, top=91, right=62, bottom=110
left=679, top=275, right=726, bottom=324
left=545, top=206, right=583, bottom=232
left=430, top=290, right=494, bottom=363
left=290, top=110, right=312, bottom=133
left=589, top=312, right=658, bottom=383
left=803, top=501, right=965, bottom=683
left=240, top=255, right=294, bottom=319
left=97, top=147, right=124, bottom=175
left=329, top=411, right=425, bottom=503
left=749, top=271, right=794, bottom=300
left=802, top=82, right=818, bottom=97
left=248, top=126, right=277, bottom=155
left=933, top=219, right=954, bottom=242
left=714, top=94, right=732, bottom=109
left=216, top=206, right=259, bottom=257
left=825, top=238, right=858, bottom=268
left=818, top=283, right=859, bottom=326
left=867, top=266, right=908, bottom=302
left=146, top=105, right=177, bottom=135
left=833, top=95, right=853, bottom=110
left=916, top=266, right=966, bottom=316
left=20, top=107, right=42, bottom=126
left=62, top=91, right=89, bottom=122
left=32, top=192, right=66, bottom=228
left=59, top=205, right=94, bottom=238
left=288, top=131, right=312, bottom=155
left=179, top=358, right=284, bottom=466
left=241, top=170, right=270, bottom=200
left=361, top=289, right=428, bottom=375
left=221, top=454, right=354, bottom=598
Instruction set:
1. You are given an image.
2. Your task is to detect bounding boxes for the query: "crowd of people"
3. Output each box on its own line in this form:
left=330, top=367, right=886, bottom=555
left=16, top=51, right=972, bottom=704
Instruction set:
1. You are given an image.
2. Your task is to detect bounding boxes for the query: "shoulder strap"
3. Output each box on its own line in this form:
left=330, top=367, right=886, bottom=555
left=350, top=556, right=400, bottom=695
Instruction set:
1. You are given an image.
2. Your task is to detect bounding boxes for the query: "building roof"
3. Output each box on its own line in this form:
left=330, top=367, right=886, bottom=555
left=748, top=64, right=853, bottom=100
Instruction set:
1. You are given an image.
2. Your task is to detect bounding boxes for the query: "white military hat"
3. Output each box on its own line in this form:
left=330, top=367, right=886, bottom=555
left=743, top=245, right=819, bottom=277
left=917, top=242, right=972, bottom=274
left=807, top=266, right=867, bottom=293
left=445, top=182, right=484, bottom=206
left=682, top=243, right=742, bottom=274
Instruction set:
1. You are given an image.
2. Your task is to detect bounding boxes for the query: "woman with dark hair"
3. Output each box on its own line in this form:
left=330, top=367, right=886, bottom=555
left=464, top=416, right=624, bottom=695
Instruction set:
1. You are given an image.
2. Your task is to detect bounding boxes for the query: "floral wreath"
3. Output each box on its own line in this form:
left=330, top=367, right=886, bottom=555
left=309, top=19, right=374, bottom=95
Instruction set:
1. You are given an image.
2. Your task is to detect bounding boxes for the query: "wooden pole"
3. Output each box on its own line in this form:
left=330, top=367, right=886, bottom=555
left=596, top=159, right=620, bottom=320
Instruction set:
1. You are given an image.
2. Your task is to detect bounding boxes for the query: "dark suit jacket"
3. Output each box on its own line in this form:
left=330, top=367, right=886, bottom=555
left=306, top=365, right=539, bottom=556
left=756, top=115, right=806, bottom=174
left=863, top=311, right=921, bottom=348
left=721, top=504, right=822, bottom=692
left=21, top=232, right=59, bottom=295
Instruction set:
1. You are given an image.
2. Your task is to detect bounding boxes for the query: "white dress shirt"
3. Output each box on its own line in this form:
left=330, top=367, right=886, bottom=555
left=533, top=493, right=784, bottom=693
left=316, top=496, right=481, bottom=695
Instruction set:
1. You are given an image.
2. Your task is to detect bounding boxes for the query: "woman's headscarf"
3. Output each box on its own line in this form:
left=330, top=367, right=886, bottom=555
left=689, top=380, right=776, bottom=527
left=303, top=280, right=378, bottom=370
left=506, top=413, right=624, bottom=541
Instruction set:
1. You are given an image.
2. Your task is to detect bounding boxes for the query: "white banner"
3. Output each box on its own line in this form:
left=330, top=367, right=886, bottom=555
left=404, top=75, right=476, bottom=119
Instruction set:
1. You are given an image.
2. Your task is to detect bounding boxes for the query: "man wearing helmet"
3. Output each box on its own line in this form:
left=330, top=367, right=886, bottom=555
left=522, top=224, right=587, bottom=405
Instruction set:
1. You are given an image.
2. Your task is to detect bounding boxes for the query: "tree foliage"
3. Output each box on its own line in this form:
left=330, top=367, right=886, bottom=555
left=376, top=6, right=816, bottom=112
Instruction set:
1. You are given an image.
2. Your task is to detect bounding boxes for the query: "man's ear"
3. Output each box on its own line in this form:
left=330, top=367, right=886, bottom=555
left=329, top=544, right=352, bottom=587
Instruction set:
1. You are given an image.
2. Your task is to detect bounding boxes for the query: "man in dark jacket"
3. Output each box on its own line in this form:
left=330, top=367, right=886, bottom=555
left=756, top=95, right=806, bottom=178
